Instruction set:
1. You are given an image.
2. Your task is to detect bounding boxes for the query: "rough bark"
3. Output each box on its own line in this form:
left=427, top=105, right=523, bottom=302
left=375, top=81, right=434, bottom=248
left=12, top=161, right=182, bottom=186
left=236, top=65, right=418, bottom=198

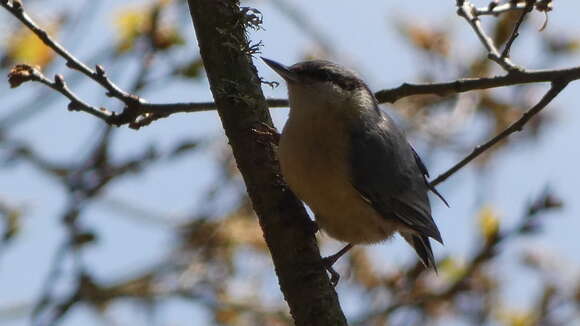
left=186, top=1, right=348, bottom=325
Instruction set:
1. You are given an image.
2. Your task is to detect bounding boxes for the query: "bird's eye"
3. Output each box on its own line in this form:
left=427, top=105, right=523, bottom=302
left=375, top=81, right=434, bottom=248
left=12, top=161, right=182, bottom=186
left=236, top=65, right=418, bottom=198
left=304, top=69, right=332, bottom=83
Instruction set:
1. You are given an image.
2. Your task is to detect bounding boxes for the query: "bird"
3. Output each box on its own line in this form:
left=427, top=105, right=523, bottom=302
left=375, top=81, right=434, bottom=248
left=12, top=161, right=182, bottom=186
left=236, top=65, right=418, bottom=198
left=261, top=57, right=448, bottom=285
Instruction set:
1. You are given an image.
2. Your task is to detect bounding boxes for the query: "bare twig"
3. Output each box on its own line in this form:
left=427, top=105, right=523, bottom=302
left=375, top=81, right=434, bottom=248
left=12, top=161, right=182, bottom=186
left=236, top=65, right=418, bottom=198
left=430, top=80, right=568, bottom=187
left=376, top=66, right=580, bottom=103
left=0, top=0, right=138, bottom=105
left=142, top=66, right=580, bottom=110
left=9, top=60, right=580, bottom=120
left=138, top=98, right=289, bottom=115
left=7, top=65, right=111, bottom=120
left=500, top=0, right=535, bottom=60
left=456, top=0, right=522, bottom=72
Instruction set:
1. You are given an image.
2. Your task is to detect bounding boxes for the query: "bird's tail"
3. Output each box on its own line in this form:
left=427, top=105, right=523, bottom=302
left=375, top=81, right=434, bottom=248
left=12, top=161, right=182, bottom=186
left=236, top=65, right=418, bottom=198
left=402, top=233, right=437, bottom=271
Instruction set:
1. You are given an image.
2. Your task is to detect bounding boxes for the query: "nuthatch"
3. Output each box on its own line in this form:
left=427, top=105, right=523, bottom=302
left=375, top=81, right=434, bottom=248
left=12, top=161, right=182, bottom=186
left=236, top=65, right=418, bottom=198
left=262, top=58, right=447, bottom=285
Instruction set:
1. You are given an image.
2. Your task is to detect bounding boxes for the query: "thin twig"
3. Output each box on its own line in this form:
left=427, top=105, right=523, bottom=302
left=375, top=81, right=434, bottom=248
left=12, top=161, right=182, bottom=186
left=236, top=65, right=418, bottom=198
left=376, top=66, right=580, bottom=103
left=500, top=0, right=535, bottom=59
left=138, top=98, right=289, bottom=114
left=456, top=0, right=522, bottom=72
left=0, top=0, right=139, bottom=106
left=429, top=80, right=568, bottom=187
left=7, top=65, right=111, bottom=120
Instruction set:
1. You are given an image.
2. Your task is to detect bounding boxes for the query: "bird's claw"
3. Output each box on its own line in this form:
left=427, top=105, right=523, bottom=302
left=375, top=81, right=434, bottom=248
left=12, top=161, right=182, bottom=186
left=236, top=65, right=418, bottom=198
left=322, top=258, right=341, bottom=287
left=320, top=243, right=353, bottom=287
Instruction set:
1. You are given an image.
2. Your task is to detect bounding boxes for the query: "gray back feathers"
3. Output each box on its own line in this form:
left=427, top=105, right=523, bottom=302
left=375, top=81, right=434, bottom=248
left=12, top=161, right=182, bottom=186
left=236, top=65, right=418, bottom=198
left=349, top=103, right=443, bottom=267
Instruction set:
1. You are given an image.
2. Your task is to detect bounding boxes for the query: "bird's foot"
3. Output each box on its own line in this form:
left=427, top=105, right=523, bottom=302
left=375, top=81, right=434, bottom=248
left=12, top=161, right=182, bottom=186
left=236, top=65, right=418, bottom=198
left=321, top=260, right=341, bottom=287
left=251, top=121, right=280, bottom=145
left=321, top=243, right=354, bottom=287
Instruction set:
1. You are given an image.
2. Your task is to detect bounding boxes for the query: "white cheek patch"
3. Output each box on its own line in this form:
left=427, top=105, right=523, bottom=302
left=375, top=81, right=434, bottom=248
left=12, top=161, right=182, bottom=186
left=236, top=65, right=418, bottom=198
left=289, top=83, right=377, bottom=119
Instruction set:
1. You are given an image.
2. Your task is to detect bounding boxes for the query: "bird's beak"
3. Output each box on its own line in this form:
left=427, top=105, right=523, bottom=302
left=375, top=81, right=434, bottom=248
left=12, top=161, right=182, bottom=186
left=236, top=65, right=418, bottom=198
left=261, top=57, right=298, bottom=83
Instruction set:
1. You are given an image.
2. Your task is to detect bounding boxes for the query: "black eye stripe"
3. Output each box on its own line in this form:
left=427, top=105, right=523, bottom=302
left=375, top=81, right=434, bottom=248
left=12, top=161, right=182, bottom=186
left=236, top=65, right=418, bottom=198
left=291, top=62, right=364, bottom=91
left=309, top=69, right=362, bottom=90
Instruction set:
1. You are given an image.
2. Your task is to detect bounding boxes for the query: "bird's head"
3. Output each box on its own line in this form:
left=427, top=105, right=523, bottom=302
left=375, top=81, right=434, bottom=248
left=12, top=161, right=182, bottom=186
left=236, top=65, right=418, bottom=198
left=262, top=57, right=376, bottom=114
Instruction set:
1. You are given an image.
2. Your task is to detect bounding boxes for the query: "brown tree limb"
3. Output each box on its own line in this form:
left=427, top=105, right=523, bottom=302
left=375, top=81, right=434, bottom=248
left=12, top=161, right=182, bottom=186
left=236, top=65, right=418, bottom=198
left=186, top=1, right=347, bottom=325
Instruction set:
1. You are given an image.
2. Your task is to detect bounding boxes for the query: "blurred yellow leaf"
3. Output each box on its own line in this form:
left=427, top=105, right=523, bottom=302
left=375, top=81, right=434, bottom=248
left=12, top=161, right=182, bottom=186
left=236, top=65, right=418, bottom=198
left=114, top=7, right=148, bottom=53
left=152, top=27, right=184, bottom=50
left=6, top=23, right=58, bottom=67
left=492, top=11, right=521, bottom=47
left=114, top=1, right=184, bottom=53
left=438, top=256, right=466, bottom=281
left=497, top=309, right=536, bottom=326
left=575, top=282, right=580, bottom=305
left=478, top=206, right=500, bottom=242
left=1, top=205, right=21, bottom=243
left=214, top=306, right=240, bottom=324
left=546, top=36, right=580, bottom=54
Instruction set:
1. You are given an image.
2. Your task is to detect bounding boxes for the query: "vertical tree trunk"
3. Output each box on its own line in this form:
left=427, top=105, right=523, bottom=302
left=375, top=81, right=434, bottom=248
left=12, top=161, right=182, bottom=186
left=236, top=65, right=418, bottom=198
left=186, top=1, right=348, bottom=325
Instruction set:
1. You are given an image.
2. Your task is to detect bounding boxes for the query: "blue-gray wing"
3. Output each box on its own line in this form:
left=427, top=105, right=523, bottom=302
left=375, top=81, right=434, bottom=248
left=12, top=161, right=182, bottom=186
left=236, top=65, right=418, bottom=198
left=349, top=108, right=443, bottom=244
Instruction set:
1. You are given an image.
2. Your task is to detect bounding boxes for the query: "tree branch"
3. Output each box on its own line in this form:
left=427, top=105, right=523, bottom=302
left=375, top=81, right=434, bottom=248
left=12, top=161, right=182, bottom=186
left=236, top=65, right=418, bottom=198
left=430, top=80, right=568, bottom=187
left=0, top=0, right=138, bottom=105
left=500, top=0, right=534, bottom=60
left=7, top=64, right=111, bottom=120
left=456, top=0, right=522, bottom=72
left=137, top=98, right=289, bottom=114
left=375, top=66, right=580, bottom=103
left=186, top=1, right=347, bottom=325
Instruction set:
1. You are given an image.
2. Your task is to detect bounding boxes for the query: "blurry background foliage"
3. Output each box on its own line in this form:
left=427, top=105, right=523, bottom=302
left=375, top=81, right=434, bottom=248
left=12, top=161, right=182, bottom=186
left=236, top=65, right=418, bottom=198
left=1, top=0, right=580, bottom=325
